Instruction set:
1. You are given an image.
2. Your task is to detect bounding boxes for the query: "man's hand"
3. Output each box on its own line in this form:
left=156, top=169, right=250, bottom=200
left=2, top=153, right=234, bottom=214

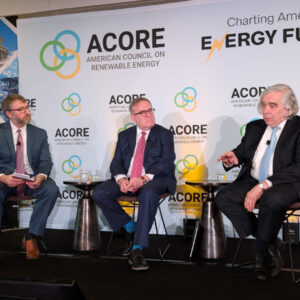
left=217, top=151, right=239, bottom=166
left=244, top=185, right=263, bottom=212
left=117, top=177, right=130, bottom=193
left=0, top=174, right=24, bottom=187
left=127, top=177, right=143, bottom=193
left=25, top=174, right=45, bottom=189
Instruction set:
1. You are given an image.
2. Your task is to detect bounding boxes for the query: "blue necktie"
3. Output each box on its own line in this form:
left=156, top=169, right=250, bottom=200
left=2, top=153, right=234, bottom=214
left=258, top=126, right=280, bottom=182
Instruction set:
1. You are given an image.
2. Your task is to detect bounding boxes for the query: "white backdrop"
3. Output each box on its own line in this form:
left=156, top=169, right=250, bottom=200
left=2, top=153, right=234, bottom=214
left=17, top=0, right=300, bottom=236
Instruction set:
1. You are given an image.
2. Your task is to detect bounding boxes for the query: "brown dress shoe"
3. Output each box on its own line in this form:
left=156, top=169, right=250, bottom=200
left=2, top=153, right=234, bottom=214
left=22, top=237, right=40, bottom=260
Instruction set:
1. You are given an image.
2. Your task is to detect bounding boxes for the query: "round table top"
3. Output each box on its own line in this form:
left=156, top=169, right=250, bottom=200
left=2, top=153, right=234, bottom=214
left=63, top=180, right=104, bottom=189
left=185, top=180, right=232, bottom=187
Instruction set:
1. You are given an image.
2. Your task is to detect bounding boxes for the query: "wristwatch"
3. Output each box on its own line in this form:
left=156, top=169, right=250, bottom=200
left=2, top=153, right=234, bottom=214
left=141, top=176, right=147, bottom=185
left=259, top=183, right=265, bottom=191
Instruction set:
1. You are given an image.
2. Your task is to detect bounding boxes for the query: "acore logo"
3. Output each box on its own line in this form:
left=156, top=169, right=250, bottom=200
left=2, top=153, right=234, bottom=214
left=176, top=154, right=198, bottom=175
left=40, top=30, right=81, bottom=79
left=61, top=93, right=82, bottom=116
left=174, top=87, right=197, bottom=112
left=62, top=155, right=82, bottom=178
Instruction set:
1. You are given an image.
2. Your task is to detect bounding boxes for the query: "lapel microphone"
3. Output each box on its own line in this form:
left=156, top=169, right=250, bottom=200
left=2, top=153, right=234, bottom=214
left=17, top=141, right=21, bottom=146
left=266, top=140, right=270, bottom=145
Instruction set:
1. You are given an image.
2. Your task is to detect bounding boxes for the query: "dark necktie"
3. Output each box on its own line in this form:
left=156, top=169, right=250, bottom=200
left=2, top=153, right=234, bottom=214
left=258, top=126, right=280, bottom=182
left=16, top=129, right=25, bottom=195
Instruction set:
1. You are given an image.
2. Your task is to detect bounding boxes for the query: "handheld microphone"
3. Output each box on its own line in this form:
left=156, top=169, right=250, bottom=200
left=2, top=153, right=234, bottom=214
left=16, top=141, right=21, bottom=146
left=266, top=140, right=270, bottom=145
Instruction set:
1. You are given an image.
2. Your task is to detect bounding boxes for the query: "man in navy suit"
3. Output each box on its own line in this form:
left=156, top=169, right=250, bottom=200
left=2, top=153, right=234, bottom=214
left=215, top=84, right=300, bottom=280
left=0, top=94, right=59, bottom=260
left=93, top=97, right=176, bottom=271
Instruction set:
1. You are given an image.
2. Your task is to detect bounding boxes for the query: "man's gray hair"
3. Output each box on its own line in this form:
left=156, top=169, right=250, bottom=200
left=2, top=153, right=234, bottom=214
left=258, top=84, right=299, bottom=118
left=129, top=97, right=152, bottom=114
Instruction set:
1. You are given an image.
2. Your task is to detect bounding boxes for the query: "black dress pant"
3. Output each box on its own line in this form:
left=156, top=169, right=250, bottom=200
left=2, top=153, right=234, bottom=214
left=215, top=177, right=299, bottom=245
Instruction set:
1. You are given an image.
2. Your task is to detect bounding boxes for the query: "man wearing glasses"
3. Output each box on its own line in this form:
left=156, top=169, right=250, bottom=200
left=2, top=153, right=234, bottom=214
left=0, top=94, right=59, bottom=260
left=93, top=97, right=176, bottom=271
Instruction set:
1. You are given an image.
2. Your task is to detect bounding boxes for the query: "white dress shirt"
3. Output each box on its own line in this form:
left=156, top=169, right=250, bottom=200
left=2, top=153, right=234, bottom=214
left=114, top=127, right=154, bottom=182
left=251, top=119, right=287, bottom=185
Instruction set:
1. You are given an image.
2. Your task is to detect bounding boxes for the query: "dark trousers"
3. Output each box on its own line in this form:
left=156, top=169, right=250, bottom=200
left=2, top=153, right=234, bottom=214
left=0, top=178, right=59, bottom=237
left=92, top=178, right=168, bottom=248
left=215, top=177, right=299, bottom=249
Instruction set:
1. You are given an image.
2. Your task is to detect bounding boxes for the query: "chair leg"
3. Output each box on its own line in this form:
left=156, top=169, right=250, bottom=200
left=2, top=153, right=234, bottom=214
left=156, top=204, right=171, bottom=259
left=38, top=238, right=48, bottom=255
left=231, top=238, right=253, bottom=268
left=286, top=220, right=300, bottom=283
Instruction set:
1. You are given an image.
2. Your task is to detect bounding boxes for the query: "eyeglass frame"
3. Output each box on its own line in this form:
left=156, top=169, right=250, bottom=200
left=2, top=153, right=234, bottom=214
left=7, top=106, right=30, bottom=113
left=133, top=108, right=155, bottom=116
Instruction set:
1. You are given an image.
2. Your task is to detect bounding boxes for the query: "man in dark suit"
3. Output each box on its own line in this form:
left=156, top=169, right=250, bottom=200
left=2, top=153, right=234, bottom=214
left=93, top=97, right=176, bottom=271
left=0, top=94, right=59, bottom=260
left=215, top=84, right=300, bottom=280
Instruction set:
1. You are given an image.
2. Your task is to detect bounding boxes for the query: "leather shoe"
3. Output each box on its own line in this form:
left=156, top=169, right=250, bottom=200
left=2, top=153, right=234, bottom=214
left=22, top=237, right=40, bottom=260
left=268, top=238, right=284, bottom=278
left=128, top=249, right=149, bottom=271
left=253, top=255, right=269, bottom=280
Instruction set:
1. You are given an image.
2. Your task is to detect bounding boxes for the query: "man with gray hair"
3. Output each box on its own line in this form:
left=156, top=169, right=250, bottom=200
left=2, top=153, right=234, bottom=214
left=215, top=84, right=300, bottom=280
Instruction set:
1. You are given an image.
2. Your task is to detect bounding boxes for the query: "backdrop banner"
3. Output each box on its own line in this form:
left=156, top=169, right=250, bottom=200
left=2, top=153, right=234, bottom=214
left=17, top=0, right=300, bottom=236
left=0, top=17, right=18, bottom=123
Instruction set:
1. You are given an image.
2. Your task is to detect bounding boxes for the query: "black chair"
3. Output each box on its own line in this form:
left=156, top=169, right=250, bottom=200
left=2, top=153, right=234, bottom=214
left=231, top=201, right=300, bottom=283
left=106, top=192, right=171, bottom=259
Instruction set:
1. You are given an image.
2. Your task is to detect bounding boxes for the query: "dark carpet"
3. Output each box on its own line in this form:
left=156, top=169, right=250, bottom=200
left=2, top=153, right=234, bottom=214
left=0, top=229, right=299, bottom=300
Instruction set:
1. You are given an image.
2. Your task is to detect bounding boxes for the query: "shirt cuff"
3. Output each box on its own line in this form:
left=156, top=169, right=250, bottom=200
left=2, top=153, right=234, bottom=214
left=114, top=174, right=127, bottom=182
left=264, top=179, right=272, bottom=188
left=144, top=173, right=154, bottom=181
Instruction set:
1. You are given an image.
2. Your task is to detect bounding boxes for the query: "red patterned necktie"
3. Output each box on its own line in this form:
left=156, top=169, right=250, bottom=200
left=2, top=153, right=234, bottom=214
left=16, top=129, right=25, bottom=195
left=130, top=131, right=146, bottom=179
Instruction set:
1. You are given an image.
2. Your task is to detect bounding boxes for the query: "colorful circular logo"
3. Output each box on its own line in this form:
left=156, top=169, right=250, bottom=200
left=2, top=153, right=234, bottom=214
left=176, top=154, right=198, bottom=175
left=62, top=155, right=82, bottom=178
left=174, top=87, right=197, bottom=112
left=240, top=118, right=259, bottom=137
left=117, top=122, right=135, bottom=135
left=40, top=30, right=81, bottom=79
left=61, top=93, right=82, bottom=116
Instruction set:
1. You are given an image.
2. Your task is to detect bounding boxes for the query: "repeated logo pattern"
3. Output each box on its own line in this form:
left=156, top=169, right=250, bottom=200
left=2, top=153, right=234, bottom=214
left=117, top=122, right=135, bottom=135
left=174, top=87, right=197, bottom=112
left=62, top=155, right=82, bottom=178
left=176, top=154, right=199, bottom=175
left=61, top=92, right=82, bottom=116
left=40, top=30, right=81, bottom=79
left=240, top=118, right=259, bottom=136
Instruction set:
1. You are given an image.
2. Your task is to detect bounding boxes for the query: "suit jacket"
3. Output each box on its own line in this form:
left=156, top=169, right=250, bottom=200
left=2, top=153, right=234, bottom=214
left=0, top=122, right=53, bottom=176
left=230, top=116, right=300, bottom=197
left=110, top=124, right=177, bottom=194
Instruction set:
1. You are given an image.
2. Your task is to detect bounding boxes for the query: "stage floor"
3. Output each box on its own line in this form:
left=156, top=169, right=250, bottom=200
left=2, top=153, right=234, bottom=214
left=0, top=229, right=299, bottom=299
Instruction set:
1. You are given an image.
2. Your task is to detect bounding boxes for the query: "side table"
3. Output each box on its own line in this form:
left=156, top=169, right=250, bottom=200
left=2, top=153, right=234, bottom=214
left=185, top=180, right=230, bottom=260
left=63, top=180, right=103, bottom=251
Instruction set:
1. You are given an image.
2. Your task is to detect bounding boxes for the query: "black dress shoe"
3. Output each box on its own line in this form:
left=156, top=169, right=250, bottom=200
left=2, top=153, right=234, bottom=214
left=122, top=232, right=134, bottom=256
left=253, top=255, right=269, bottom=280
left=268, top=238, right=285, bottom=278
left=128, top=249, right=149, bottom=271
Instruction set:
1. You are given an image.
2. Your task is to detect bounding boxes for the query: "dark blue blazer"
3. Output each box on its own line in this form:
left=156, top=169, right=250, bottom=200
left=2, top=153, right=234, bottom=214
left=0, top=122, right=53, bottom=176
left=110, top=124, right=177, bottom=194
left=231, top=116, right=300, bottom=197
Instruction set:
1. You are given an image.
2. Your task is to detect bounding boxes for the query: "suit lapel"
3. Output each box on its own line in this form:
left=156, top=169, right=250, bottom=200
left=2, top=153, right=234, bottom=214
left=144, top=125, right=157, bottom=158
left=26, top=125, right=33, bottom=166
left=4, top=123, right=15, bottom=157
left=128, top=126, right=137, bottom=159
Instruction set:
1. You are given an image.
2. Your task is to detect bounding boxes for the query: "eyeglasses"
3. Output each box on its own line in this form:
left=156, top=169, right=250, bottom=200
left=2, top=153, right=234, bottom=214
left=134, top=108, right=155, bottom=116
left=8, top=106, right=30, bottom=113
